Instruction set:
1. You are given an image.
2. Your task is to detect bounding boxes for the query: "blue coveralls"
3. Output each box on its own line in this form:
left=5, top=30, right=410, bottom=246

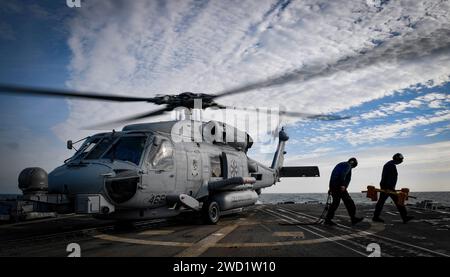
left=373, top=160, right=408, bottom=220
left=325, top=162, right=357, bottom=221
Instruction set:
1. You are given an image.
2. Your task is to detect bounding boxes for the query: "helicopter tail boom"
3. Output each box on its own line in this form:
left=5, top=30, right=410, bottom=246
left=271, top=127, right=289, bottom=176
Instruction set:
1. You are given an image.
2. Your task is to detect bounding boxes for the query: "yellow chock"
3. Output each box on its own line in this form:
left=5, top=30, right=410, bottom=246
left=362, top=186, right=416, bottom=206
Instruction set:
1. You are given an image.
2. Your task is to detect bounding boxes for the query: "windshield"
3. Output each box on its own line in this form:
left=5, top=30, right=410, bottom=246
left=103, top=136, right=147, bottom=165
left=70, top=137, right=101, bottom=161
left=85, top=136, right=116, bottom=160
left=69, top=134, right=149, bottom=165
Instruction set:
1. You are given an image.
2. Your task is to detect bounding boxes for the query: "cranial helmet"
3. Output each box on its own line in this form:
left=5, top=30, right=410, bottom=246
left=393, top=153, right=404, bottom=164
left=348, top=157, right=358, bottom=168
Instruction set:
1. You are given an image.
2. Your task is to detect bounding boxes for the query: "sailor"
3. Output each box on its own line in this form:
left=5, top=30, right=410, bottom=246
left=324, top=158, right=363, bottom=226
left=373, top=153, right=414, bottom=223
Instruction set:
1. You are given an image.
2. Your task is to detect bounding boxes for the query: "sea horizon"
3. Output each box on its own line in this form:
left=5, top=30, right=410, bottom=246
left=2, top=191, right=450, bottom=206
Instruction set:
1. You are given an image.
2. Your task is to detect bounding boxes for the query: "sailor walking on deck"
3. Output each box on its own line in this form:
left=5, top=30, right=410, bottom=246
left=373, top=153, right=414, bottom=224
left=324, top=158, right=363, bottom=226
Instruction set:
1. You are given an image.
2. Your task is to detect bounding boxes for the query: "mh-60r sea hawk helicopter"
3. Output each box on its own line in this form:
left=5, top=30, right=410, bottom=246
left=0, top=84, right=347, bottom=224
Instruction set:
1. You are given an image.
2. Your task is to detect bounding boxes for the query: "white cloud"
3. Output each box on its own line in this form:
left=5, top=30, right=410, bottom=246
left=265, top=141, right=450, bottom=193
left=4, top=0, right=443, bottom=195
left=298, top=89, right=450, bottom=146
left=361, top=110, right=387, bottom=120
left=53, top=0, right=450, bottom=144
left=360, top=92, right=448, bottom=120
left=1, top=1, right=449, bottom=195
left=349, top=111, right=450, bottom=145
left=302, top=110, right=450, bottom=146
left=426, top=123, right=450, bottom=137
left=312, top=147, right=335, bottom=153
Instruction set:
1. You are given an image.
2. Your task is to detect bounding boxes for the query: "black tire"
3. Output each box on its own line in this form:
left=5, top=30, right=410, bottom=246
left=202, top=200, right=220, bottom=224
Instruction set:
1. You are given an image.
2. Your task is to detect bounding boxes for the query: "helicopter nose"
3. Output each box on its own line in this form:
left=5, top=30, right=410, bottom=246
left=48, top=163, right=112, bottom=194
left=104, top=170, right=140, bottom=204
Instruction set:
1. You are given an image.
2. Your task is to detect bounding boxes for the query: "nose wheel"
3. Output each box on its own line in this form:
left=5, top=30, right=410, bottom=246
left=202, top=200, right=220, bottom=224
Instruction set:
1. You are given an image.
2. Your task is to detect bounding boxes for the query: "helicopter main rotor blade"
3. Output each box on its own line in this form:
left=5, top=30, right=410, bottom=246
left=84, top=107, right=170, bottom=129
left=221, top=106, right=350, bottom=121
left=0, top=84, right=159, bottom=103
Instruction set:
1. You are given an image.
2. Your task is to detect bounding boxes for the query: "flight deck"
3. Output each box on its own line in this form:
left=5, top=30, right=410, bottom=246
left=0, top=203, right=449, bottom=257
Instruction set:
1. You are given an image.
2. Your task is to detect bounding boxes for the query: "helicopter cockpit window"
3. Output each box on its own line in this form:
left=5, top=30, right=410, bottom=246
left=74, top=137, right=100, bottom=160
left=103, top=136, right=147, bottom=165
left=147, top=139, right=174, bottom=170
left=210, top=156, right=223, bottom=177
left=85, top=136, right=115, bottom=160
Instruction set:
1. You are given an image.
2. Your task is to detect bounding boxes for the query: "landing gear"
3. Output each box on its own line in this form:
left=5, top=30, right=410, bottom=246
left=202, top=200, right=220, bottom=224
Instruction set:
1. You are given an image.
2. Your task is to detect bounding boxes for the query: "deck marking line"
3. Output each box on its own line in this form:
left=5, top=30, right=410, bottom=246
left=280, top=207, right=450, bottom=257
left=138, top=230, right=174, bottom=236
left=94, top=234, right=193, bottom=247
left=175, top=224, right=238, bottom=257
left=263, top=209, right=368, bottom=256
left=275, top=208, right=392, bottom=257
left=273, top=231, right=305, bottom=238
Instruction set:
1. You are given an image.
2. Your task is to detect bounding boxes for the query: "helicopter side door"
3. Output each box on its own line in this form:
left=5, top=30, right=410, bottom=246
left=223, top=150, right=247, bottom=178
left=140, top=136, right=176, bottom=207
left=183, top=142, right=203, bottom=197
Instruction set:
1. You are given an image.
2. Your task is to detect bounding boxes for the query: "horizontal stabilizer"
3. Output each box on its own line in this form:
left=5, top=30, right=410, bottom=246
left=280, top=166, right=320, bottom=177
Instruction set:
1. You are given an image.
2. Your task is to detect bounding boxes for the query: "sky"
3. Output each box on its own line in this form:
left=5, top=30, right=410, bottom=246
left=0, top=0, right=449, bottom=194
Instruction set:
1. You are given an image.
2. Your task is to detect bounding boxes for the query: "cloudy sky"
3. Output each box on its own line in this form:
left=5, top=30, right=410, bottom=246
left=0, top=0, right=449, bottom=194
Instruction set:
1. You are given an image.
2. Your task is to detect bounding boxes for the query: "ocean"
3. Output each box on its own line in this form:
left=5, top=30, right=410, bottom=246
left=259, top=191, right=450, bottom=206
left=2, top=192, right=450, bottom=206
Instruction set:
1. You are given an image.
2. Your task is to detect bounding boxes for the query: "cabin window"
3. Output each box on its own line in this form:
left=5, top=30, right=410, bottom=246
left=210, top=155, right=223, bottom=177
left=147, top=139, right=174, bottom=170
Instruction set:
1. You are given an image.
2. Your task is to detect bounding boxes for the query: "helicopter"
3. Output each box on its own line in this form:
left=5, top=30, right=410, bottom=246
left=0, top=83, right=347, bottom=224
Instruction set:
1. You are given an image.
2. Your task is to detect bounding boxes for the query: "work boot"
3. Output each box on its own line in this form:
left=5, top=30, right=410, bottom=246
left=324, top=219, right=337, bottom=226
left=351, top=217, right=364, bottom=225
left=403, top=216, right=414, bottom=224
left=372, top=217, right=385, bottom=223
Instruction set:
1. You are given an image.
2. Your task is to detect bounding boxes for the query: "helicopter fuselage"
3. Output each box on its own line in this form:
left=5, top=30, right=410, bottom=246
left=26, top=120, right=278, bottom=222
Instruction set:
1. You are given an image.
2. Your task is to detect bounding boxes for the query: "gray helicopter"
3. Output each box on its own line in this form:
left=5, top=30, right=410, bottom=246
left=0, top=84, right=345, bottom=224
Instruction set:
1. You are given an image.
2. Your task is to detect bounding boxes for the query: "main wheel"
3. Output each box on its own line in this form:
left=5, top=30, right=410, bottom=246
left=202, top=200, right=220, bottom=224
